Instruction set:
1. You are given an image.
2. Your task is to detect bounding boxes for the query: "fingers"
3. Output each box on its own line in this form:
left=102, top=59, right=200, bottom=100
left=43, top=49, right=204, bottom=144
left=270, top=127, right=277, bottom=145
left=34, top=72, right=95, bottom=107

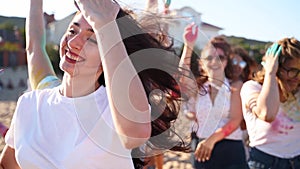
left=192, top=24, right=198, bottom=36
left=262, top=42, right=282, bottom=73
left=184, top=23, right=199, bottom=45
left=267, top=43, right=282, bottom=58
left=194, top=142, right=212, bottom=162
left=275, top=46, right=282, bottom=58
left=185, top=23, right=198, bottom=35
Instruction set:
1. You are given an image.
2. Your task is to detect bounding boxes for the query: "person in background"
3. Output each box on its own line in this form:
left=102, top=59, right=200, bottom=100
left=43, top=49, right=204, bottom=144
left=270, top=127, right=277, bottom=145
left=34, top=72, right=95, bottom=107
left=230, top=46, right=259, bottom=158
left=0, top=0, right=191, bottom=168
left=230, top=46, right=258, bottom=83
left=180, top=23, right=249, bottom=169
left=240, top=38, right=300, bottom=169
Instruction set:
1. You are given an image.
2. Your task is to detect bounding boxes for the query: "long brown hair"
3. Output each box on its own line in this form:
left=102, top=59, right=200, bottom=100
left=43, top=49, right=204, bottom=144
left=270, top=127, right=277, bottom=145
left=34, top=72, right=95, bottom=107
left=196, top=36, right=234, bottom=86
left=115, top=9, right=192, bottom=168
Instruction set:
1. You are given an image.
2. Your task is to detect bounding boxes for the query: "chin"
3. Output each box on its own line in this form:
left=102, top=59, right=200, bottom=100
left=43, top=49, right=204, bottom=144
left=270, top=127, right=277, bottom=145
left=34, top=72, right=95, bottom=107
left=59, top=59, right=77, bottom=76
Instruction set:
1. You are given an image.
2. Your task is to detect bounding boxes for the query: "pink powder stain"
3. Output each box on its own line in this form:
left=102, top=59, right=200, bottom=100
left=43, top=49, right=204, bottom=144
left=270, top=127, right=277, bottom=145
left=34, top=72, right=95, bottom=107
left=271, top=111, right=294, bottom=135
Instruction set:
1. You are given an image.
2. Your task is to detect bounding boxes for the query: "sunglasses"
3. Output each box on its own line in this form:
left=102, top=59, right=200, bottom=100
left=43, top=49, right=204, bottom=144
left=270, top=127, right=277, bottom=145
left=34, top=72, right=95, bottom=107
left=281, top=66, right=300, bottom=78
left=232, top=58, right=247, bottom=69
left=202, top=55, right=227, bottom=62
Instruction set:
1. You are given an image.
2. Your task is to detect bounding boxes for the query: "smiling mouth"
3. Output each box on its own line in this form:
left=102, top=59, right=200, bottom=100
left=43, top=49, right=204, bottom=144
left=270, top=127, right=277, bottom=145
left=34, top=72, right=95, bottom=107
left=65, top=50, right=84, bottom=63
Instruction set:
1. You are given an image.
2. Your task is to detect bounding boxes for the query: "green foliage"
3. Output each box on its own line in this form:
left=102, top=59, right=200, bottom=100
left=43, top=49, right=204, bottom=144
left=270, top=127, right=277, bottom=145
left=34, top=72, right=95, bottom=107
left=226, top=36, right=270, bottom=63
left=0, top=22, right=15, bottom=30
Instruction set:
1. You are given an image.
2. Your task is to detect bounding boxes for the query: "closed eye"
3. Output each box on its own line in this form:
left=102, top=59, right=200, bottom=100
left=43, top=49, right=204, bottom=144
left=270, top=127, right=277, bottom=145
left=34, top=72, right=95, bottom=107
left=87, top=37, right=97, bottom=44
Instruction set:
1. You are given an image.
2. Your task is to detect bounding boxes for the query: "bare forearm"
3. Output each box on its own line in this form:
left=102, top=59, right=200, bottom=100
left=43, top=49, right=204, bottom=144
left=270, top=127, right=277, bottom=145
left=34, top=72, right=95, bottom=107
left=179, top=44, right=193, bottom=70
left=26, top=0, right=55, bottom=89
left=0, top=145, right=20, bottom=169
left=26, top=0, right=44, bottom=50
left=179, top=44, right=198, bottom=97
left=255, top=74, right=280, bottom=122
left=95, top=21, right=151, bottom=148
left=210, top=119, right=241, bottom=143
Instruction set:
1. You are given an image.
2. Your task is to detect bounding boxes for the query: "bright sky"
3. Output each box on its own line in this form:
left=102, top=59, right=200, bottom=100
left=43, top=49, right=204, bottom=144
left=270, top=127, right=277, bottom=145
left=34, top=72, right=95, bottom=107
left=0, top=0, right=299, bottom=42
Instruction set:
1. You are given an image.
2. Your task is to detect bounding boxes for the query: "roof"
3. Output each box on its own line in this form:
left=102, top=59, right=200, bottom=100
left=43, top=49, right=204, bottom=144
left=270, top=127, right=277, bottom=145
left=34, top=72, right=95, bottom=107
left=201, top=22, right=223, bottom=30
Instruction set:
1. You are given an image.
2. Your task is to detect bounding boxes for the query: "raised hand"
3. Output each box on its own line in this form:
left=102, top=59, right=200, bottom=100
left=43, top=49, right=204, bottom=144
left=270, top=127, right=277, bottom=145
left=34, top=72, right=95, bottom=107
left=183, top=23, right=199, bottom=47
left=262, top=43, right=282, bottom=75
left=74, top=0, right=120, bottom=29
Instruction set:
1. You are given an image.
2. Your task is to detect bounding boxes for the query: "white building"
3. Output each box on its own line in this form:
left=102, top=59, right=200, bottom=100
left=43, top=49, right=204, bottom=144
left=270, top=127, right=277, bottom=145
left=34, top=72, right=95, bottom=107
left=166, top=6, right=222, bottom=50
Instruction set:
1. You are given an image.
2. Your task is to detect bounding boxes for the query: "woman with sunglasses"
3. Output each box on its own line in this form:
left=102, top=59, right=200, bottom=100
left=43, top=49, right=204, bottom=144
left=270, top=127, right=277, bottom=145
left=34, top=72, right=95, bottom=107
left=240, top=38, right=300, bottom=169
left=230, top=46, right=258, bottom=83
left=229, top=46, right=258, bottom=151
left=180, top=24, right=248, bottom=169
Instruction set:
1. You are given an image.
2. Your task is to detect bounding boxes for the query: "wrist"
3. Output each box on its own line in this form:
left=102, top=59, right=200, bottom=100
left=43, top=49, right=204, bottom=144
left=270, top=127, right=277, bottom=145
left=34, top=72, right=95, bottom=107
left=184, top=43, right=195, bottom=51
left=264, top=72, right=278, bottom=81
left=94, top=20, right=123, bottom=57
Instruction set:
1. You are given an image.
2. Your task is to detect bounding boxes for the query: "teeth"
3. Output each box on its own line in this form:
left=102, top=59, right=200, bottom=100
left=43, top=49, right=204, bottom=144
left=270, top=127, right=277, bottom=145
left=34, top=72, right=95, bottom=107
left=66, top=52, right=82, bottom=62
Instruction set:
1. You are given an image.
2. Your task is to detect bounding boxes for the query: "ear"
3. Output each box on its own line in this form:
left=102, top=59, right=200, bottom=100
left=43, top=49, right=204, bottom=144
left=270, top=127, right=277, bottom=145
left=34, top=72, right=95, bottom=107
left=96, top=63, right=103, bottom=76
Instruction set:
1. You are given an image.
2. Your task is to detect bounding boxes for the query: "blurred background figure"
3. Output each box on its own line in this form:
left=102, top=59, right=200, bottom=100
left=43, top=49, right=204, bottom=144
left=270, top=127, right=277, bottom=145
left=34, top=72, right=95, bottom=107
left=230, top=46, right=258, bottom=83
left=241, top=38, right=300, bottom=169
left=180, top=23, right=249, bottom=169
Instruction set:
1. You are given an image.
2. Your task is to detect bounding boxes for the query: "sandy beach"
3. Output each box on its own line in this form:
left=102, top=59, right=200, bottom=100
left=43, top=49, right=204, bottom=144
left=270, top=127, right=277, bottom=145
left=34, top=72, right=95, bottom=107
left=0, top=86, right=194, bottom=169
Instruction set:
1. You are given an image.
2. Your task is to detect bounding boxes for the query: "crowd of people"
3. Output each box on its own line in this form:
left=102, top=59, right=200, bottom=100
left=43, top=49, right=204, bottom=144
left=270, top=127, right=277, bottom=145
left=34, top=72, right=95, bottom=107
left=0, top=0, right=299, bottom=169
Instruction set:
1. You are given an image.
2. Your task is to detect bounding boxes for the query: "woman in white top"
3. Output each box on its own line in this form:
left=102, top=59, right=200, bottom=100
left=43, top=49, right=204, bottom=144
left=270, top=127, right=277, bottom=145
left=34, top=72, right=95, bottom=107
left=180, top=24, right=248, bottom=169
left=240, top=38, right=300, bottom=169
left=0, top=0, right=191, bottom=168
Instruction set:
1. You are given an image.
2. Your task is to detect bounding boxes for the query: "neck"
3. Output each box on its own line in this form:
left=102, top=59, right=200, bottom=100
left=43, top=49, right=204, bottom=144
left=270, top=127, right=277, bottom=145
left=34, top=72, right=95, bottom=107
left=60, top=74, right=100, bottom=98
left=208, top=73, right=225, bottom=87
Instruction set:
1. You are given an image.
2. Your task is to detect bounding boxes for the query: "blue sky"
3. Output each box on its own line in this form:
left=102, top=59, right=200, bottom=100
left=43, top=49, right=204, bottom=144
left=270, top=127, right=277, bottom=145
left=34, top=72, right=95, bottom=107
left=0, top=0, right=299, bottom=42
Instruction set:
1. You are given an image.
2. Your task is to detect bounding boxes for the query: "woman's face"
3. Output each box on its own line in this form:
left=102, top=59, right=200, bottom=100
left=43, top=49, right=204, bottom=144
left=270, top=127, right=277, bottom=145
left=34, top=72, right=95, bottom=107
left=231, top=54, right=246, bottom=77
left=200, top=47, right=228, bottom=78
left=59, top=13, right=102, bottom=78
left=279, top=57, right=300, bottom=92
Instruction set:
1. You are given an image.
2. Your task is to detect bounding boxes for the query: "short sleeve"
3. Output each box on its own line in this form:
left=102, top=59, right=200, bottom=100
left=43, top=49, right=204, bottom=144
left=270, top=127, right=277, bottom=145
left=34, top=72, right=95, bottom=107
left=4, top=115, right=15, bottom=148
left=240, top=80, right=262, bottom=106
left=4, top=95, right=25, bottom=148
left=36, top=75, right=61, bottom=90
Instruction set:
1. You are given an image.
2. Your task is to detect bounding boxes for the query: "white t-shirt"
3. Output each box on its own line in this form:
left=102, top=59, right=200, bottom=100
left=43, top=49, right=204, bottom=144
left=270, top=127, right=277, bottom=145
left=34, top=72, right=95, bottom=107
left=191, top=78, right=243, bottom=140
left=240, top=80, right=300, bottom=158
left=5, top=76, right=135, bottom=169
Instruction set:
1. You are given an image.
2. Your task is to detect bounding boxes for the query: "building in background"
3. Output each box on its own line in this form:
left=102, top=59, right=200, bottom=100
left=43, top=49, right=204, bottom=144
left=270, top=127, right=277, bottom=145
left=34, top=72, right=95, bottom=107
left=166, top=6, right=222, bottom=51
left=46, top=6, right=222, bottom=51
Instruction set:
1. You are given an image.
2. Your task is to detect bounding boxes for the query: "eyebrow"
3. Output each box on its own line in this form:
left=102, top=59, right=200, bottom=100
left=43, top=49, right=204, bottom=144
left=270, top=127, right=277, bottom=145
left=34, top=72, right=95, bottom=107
left=73, top=22, right=94, bottom=33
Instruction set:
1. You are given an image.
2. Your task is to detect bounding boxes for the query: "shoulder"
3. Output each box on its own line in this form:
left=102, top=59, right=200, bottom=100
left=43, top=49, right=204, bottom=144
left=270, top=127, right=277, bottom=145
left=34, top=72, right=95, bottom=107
left=36, top=75, right=61, bottom=90
left=241, top=80, right=261, bottom=92
left=18, top=88, right=56, bottom=106
left=240, top=80, right=261, bottom=100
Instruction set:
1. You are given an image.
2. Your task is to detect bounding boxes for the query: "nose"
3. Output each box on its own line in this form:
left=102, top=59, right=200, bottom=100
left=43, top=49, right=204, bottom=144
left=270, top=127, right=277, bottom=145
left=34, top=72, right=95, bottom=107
left=67, top=34, right=85, bottom=51
left=210, top=57, right=222, bottom=65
